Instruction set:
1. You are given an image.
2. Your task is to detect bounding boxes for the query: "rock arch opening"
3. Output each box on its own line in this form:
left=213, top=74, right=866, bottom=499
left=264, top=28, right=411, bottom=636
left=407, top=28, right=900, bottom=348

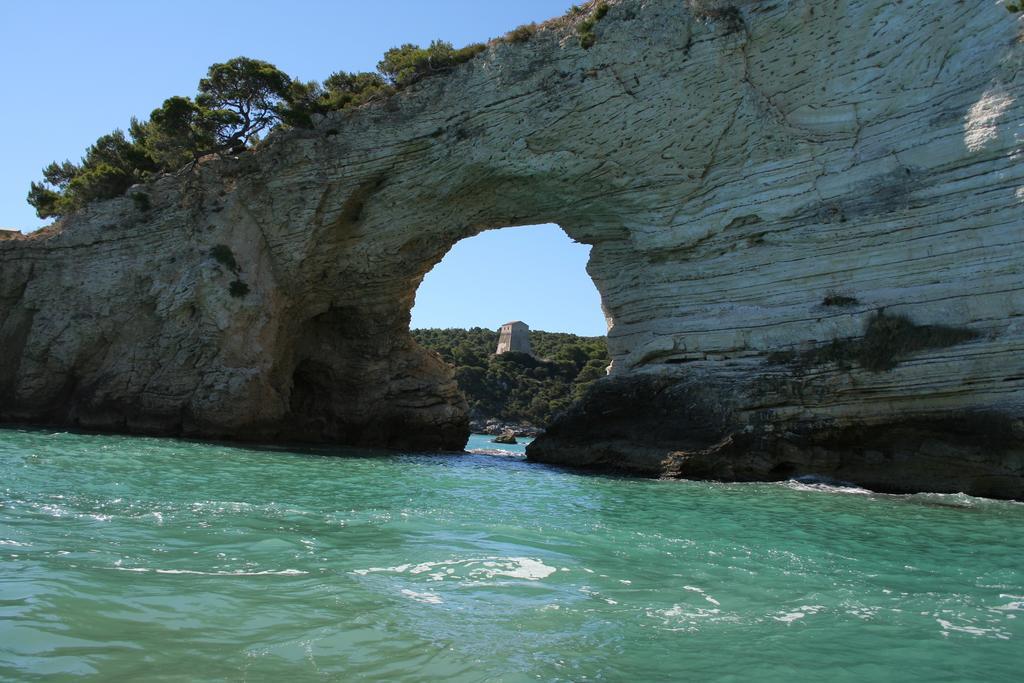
left=282, top=219, right=616, bottom=451
left=408, top=223, right=611, bottom=442
left=410, top=223, right=607, bottom=335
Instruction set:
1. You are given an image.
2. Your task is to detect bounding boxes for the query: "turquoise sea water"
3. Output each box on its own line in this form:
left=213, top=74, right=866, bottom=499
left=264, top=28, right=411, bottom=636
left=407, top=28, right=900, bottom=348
left=465, top=432, right=533, bottom=456
left=1, top=428, right=1021, bottom=681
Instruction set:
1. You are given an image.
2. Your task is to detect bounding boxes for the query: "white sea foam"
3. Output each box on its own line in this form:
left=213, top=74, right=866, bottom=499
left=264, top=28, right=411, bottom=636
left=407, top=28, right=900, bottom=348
left=991, top=596, right=1024, bottom=612
left=492, top=558, right=557, bottom=579
left=112, top=567, right=307, bottom=576
left=683, top=585, right=720, bottom=606
left=401, top=589, right=444, bottom=604
left=188, top=501, right=255, bottom=514
left=774, top=611, right=806, bottom=623
left=37, top=503, right=66, bottom=517
left=650, top=604, right=724, bottom=630
left=782, top=480, right=1018, bottom=507
left=782, top=479, right=872, bottom=496
left=936, top=618, right=1010, bottom=640
left=353, top=556, right=556, bottom=582
left=904, top=491, right=1015, bottom=509
left=845, top=604, right=881, bottom=620
left=773, top=605, right=826, bottom=624
left=465, top=448, right=525, bottom=458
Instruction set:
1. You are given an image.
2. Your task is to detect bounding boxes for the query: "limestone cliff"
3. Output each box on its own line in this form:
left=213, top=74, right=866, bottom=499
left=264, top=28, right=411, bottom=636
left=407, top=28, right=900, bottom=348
left=1, top=0, right=1022, bottom=496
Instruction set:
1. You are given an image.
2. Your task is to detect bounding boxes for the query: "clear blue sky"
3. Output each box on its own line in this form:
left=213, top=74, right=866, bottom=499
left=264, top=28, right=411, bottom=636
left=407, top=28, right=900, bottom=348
left=0, top=0, right=607, bottom=336
left=410, top=225, right=606, bottom=336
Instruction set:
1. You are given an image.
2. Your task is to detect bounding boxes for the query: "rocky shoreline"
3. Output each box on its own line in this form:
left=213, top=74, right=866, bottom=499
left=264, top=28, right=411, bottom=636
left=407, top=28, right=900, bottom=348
left=526, top=376, right=1024, bottom=500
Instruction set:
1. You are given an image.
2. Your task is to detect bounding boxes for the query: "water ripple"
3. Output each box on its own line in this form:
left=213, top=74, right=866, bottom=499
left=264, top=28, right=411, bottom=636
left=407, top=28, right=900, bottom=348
left=1, top=428, right=1021, bottom=681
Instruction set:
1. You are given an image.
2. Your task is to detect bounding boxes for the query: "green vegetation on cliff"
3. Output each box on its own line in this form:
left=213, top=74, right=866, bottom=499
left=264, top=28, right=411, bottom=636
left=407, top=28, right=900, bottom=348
left=27, top=2, right=619, bottom=220
left=27, top=41, right=488, bottom=219
left=29, top=57, right=293, bottom=219
left=412, top=328, right=608, bottom=427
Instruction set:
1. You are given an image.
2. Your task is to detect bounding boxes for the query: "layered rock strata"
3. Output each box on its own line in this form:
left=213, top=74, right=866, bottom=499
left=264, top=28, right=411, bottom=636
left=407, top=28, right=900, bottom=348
left=1, top=0, right=1022, bottom=496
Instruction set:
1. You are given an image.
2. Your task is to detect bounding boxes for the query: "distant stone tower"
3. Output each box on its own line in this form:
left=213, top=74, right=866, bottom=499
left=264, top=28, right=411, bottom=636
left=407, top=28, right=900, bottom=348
left=496, top=321, right=533, bottom=356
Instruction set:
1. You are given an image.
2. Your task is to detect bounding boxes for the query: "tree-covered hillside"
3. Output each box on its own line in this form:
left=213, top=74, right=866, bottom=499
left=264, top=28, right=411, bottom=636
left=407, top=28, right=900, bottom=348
left=412, top=328, right=608, bottom=427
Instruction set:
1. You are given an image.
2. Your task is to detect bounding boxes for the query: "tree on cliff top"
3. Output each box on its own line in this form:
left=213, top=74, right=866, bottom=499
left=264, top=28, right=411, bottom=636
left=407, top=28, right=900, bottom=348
left=132, top=96, right=223, bottom=170
left=27, top=57, right=292, bottom=218
left=378, top=41, right=486, bottom=88
left=196, top=57, right=292, bottom=151
left=27, top=130, right=157, bottom=218
left=277, top=71, right=395, bottom=128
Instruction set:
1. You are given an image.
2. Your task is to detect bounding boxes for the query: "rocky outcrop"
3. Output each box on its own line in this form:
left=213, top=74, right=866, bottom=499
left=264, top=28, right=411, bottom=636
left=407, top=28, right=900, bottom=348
left=492, top=432, right=518, bottom=445
left=527, top=376, right=1024, bottom=499
left=1, top=1, right=1022, bottom=495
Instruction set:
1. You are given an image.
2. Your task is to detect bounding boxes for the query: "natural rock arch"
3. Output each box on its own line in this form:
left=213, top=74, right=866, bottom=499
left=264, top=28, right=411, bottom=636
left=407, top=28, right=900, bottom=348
left=1, top=0, right=1022, bottom=496
left=284, top=215, right=615, bottom=450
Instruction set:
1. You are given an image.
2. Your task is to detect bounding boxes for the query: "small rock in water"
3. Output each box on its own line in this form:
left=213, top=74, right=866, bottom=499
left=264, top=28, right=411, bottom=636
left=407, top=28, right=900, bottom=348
left=492, top=432, right=518, bottom=444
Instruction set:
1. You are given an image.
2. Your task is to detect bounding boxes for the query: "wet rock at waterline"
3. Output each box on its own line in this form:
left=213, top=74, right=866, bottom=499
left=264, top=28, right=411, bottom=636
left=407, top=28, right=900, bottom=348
left=1, top=0, right=1022, bottom=495
left=526, top=377, right=1024, bottom=500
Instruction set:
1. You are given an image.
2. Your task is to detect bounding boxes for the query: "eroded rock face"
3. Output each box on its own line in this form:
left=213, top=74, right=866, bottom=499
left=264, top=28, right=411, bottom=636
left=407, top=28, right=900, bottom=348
left=1, top=0, right=1022, bottom=494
